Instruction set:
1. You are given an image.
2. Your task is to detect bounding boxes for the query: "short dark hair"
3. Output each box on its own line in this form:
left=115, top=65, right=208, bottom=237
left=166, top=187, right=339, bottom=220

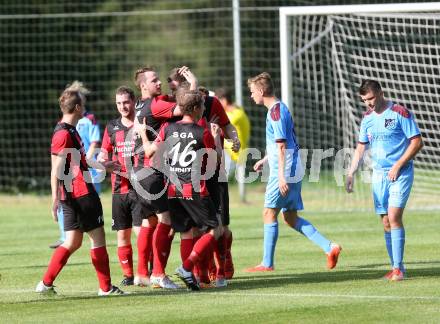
left=134, top=67, right=155, bottom=88
left=115, top=86, right=135, bottom=101
left=359, top=80, right=382, bottom=95
left=176, top=89, right=203, bottom=115
left=198, top=86, right=209, bottom=97
left=215, top=87, right=233, bottom=104
left=59, top=90, right=82, bottom=114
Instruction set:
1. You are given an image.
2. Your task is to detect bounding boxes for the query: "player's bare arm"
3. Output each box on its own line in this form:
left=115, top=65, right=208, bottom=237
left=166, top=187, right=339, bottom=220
left=144, top=142, right=158, bottom=159
left=277, top=141, right=289, bottom=197
left=134, top=117, right=158, bottom=159
left=89, top=151, right=120, bottom=173
left=96, top=150, right=108, bottom=164
left=86, top=141, right=100, bottom=160
left=223, top=123, right=241, bottom=152
left=209, top=115, right=219, bottom=124
left=388, top=136, right=423, bottom=181
left=346, top=142, right=367, bottom=193
left=254, top=155, right=268, bottom=171
left=50, top=154, right=63, bottom=222
left=178, top=66, right=198, bottom=90
left=210, top=122, right=223, bottom=162
left=133, top=116, right=153, bottom=157
left=172, top=104, right=183, bottom=116
left=208, top=113, right=240, bottom=152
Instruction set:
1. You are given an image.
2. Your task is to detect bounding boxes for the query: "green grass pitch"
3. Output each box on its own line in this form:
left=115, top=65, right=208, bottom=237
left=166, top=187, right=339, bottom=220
left=1, top=184, right=440, bottom=323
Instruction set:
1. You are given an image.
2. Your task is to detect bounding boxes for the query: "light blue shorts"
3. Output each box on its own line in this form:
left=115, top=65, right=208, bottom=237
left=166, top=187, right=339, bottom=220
left=372, top=165, right=414, bottom=215
left=89, top=168, right=102, bottom=194
left=264, top=177, right=304, bottom=212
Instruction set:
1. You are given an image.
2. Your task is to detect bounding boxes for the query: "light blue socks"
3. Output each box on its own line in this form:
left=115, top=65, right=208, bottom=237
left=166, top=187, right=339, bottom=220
left=293, top=217, right=331, bottom=253
left=262, top=222, right=278, bottom=267
left=391, top=227, right=405, bottom=270
left=384, top=231, right=393, bottom=266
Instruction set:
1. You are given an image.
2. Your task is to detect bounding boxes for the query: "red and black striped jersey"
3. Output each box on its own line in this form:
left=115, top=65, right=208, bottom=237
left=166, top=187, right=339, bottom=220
left=101, top=118, right=134, bottom=194
left=133, top=95, right=176, bottom=168
left=155, top=121, right=216, bottom=199
left=51, top=122, right=96, bottom=200
left=200, top=96, right=230, bottom=148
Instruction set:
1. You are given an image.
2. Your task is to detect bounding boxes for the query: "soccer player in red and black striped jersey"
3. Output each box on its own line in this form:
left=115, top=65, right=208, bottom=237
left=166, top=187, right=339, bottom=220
left=131, top=66, right=197, bottom=289
left=143, top=89, right=225, bottom=290
left=36, top=89, right=124, bottom=296
left=98, top=86, right=156, bottom=287
left=168, top=71, right=240, bottom=281
left=198, top=87, right=238, bottom=281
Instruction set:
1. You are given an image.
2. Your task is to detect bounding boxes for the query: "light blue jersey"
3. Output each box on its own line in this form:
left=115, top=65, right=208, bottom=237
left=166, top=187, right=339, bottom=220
left=359, top=101, right=421, bottom=214
left=257, top=100, right=334, bottom=270
left=77, top=111, right=100, bottom=155
left=359, top=101, right=421, bottom=171
left=76, top=110, right=101, bottom=191
left=264, top=101, right=303, bottom=211
left=266, top=101, right=300, bottom=178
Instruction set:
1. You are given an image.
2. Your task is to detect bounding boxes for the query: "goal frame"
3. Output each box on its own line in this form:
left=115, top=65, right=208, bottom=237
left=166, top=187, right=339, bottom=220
left=279, top=2, right=440, bottom=111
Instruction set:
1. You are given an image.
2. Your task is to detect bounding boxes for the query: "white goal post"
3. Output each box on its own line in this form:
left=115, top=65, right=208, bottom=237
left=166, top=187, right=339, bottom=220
left=278, top=3, right=440, bottom=210
left=280, top=2, right=440, bottom=110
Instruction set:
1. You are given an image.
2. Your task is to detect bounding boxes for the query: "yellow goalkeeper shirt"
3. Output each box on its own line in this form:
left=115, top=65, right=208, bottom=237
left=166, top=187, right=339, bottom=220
left=224, top=106, right=250, bottom=164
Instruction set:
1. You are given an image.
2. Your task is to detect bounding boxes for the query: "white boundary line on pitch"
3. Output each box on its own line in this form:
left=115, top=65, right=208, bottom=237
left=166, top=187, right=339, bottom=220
left=0, top=289, right=95, bottom=294
left=213, top=292, right=440, bottom=301
left=2, top=290, right=440, bottom=302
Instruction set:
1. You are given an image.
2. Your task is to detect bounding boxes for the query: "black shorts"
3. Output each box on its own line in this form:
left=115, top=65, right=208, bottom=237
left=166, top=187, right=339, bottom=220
left=112, top=190, right=154, bottom=231
left=132, top=167, right=168, bottom=214
left=207, top=174, right=230, bottom=226
left=61, top=192, right=103, bottom=233
left=169, top=196, right=219, bottom=233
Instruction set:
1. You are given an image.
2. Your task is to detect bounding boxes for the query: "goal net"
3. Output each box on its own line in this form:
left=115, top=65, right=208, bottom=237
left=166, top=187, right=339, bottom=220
left=280, top=3, right=440, bottom=211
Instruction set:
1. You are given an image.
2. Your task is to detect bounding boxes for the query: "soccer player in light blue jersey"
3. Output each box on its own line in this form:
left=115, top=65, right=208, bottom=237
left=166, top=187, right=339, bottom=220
left=77, top=109, right=101, bottom=192
left=50, top=81, right=101, bottom=249
left=346, top=80, right=423, bottom=281
left=245, top=72, right=341, bottom=272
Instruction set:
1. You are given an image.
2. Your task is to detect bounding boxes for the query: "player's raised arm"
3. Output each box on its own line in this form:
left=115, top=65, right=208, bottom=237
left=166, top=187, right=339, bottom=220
left=178, top=66, right=198, bottom=90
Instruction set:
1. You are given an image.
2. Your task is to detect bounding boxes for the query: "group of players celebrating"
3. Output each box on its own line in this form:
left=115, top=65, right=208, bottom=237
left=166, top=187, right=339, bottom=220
left=36, top=66, right=423, bottom=296
left=37, top=66, right=240, bottom=295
